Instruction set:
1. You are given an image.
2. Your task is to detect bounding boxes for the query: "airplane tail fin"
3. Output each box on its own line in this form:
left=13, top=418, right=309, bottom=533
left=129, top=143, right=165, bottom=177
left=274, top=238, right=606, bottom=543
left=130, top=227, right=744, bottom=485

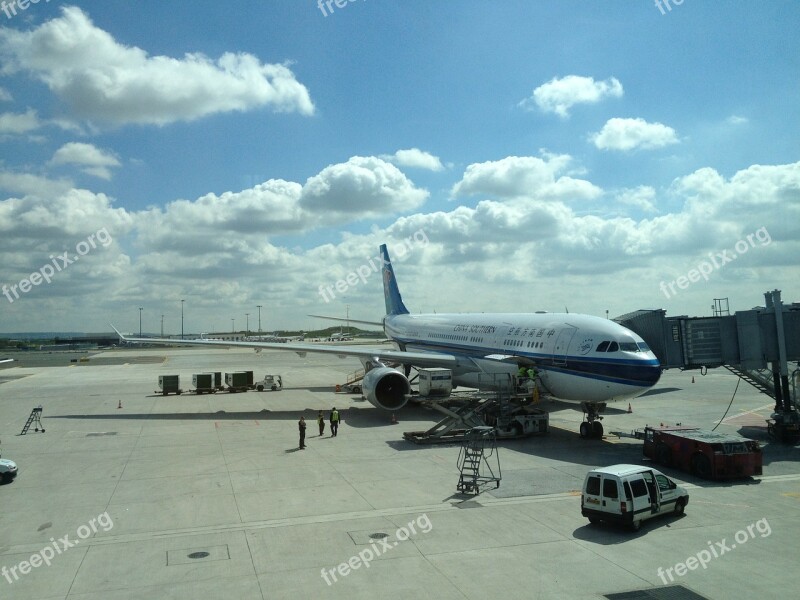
left=380, top=244, right=409, bottom=316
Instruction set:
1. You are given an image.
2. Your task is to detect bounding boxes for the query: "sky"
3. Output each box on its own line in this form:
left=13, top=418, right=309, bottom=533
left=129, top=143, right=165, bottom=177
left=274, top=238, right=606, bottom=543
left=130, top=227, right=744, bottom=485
left=0, top=1, right=798, bottom=335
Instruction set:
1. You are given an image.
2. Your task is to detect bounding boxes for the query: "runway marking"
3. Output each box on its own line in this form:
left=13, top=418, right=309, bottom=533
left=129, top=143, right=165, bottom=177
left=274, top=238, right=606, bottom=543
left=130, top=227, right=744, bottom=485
left=717, top=403, right=775, bottom=424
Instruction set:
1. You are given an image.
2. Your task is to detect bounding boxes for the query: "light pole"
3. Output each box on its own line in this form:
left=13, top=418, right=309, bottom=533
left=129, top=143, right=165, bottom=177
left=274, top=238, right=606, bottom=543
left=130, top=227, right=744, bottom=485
left=161, top=314, right=164, bottom=337
left=181, top=299, right=185, bottom=339
left=231, top=318, right=235, bottom=334
left=139, top=307, right=143, bottom=337
left=245, top=313, right=250, bottom=336
left=256, top=305, right=262, bottom=332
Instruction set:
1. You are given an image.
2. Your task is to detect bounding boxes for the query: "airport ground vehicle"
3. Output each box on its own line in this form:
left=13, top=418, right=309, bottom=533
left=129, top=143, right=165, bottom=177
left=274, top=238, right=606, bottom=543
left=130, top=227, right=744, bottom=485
left=191, top=373, right=217, bottom=394
left=581, top=464, right=689, bottom=531
left=225, top=371, right=251, bottom=393
left=157, top=375, right=182, bottom=395
left=0, top=450, right=18, bottom=484
left=256, top=375, right=282, bottom=391
left=641, top=425, right=762, bottom=479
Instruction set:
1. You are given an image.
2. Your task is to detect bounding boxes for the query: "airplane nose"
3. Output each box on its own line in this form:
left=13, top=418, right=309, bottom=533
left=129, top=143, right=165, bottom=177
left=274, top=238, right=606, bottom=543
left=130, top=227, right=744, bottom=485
left=643, top=363, right=662, bottom=386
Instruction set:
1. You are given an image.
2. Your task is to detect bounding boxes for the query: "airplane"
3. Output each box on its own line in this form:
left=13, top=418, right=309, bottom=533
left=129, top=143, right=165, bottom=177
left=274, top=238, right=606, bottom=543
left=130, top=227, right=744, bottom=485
left=112, top=244, right=661, bottom=438
left=0, top=358, right=13, bottom=365
left=244, top=332, right=305, bottom=343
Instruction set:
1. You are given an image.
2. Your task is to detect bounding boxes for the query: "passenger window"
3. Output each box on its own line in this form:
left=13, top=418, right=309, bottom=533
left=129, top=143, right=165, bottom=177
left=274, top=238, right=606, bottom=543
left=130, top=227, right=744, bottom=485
left=623, top=481, right=633, bottom=502
left=596, top=341, right=609, bottom=352
left=629, top=479, right=648, bottom=497
left=586, top=475, right=600, bottom=495
left=602, top=478, right=618, bottom=499
left=655, top=475, right=671, bottom=491
left=606, top=342, right=619, bottom=352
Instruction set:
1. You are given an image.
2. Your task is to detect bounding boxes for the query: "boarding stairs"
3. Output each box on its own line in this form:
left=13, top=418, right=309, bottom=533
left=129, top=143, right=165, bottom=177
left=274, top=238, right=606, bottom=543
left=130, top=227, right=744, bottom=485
left=20, top=406, right=45, bottom=435
left=346, top=368, right=365, bottom=386
left=724, top=365, right=776, bottom=399
left=456, top=426, right=501, bottom=495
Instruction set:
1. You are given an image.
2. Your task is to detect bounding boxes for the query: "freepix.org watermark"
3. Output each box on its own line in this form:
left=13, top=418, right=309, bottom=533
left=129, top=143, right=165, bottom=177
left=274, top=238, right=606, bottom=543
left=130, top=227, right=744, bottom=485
left=654, top=0, right=686, bottom=15
left=2, top=511, right=114, bottom=585
left=317, top=229, right=429, bottom=303
left=317, top=0, right=366, bottom=18
left=1, top=0, right=53, bottom=20
left=656, top=517, right=771, bottom=585
left=659, top=226, right=771, bottom=299
left=2, top=227, right=112, bottom=304
left=320, top=513, right=432, bottom=586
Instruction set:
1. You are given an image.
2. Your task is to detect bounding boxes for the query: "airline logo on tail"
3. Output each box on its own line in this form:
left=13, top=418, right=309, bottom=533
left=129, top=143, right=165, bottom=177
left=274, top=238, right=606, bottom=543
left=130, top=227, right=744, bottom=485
left=380, top=245, right=409, bottom=316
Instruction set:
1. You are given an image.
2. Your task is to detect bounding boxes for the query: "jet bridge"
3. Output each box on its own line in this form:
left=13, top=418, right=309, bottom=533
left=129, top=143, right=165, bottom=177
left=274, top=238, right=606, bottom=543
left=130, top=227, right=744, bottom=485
left=616, top=290, right=800, bottom=442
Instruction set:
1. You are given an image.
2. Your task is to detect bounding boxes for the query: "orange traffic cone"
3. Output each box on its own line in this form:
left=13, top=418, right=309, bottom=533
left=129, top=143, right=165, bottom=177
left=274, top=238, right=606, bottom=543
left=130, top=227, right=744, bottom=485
left=117, top=399, right=122, bottom=409
left=627, top=403, right=632, bottom=413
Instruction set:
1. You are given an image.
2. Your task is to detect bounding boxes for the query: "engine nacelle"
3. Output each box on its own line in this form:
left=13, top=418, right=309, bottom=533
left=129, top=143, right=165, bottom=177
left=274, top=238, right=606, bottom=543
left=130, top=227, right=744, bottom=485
left=362, top=367, right=411, bottom=411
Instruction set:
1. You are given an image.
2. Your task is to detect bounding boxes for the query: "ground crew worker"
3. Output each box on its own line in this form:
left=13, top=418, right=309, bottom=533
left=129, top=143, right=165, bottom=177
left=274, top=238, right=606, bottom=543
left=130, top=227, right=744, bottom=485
left=317, top=410, right=325, bottom=436
left=298, top=416, right=306, bottom=449
left=330, top=407, right=340, bottom=437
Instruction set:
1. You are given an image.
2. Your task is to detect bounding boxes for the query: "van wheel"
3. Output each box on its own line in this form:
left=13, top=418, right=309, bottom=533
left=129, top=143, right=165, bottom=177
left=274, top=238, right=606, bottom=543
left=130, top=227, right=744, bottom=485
left=690, top=454, right=711, bottom=479
left=588, top=516, right=600, bottom=525
left=257, top=385, right=264, bottom=392
left=674, top=499, right=685, bottom=515
left=656, top=443, right=671, bottom=466
left=579, top=422, right=590, bottom=438
left=631, top=519, right=642, bottom=531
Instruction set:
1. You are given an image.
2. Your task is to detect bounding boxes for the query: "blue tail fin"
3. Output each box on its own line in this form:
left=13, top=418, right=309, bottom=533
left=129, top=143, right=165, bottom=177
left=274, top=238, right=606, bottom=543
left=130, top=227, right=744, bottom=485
left=380, top=244, right=409, bottom=316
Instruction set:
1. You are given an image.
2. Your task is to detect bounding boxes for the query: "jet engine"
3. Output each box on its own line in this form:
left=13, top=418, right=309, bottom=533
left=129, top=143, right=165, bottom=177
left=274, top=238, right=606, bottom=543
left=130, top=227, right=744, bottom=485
left=362, top=367, right=411, bottom=411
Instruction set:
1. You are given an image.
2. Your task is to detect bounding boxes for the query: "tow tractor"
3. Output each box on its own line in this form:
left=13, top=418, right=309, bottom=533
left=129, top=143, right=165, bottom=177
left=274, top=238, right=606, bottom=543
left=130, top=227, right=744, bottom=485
left=256, top=374, right=283, bottom=392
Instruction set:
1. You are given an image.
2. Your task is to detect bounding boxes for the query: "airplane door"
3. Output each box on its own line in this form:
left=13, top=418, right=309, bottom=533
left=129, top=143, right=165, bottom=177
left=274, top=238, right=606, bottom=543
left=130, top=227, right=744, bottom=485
left=552, top=326, right=577, bottom=366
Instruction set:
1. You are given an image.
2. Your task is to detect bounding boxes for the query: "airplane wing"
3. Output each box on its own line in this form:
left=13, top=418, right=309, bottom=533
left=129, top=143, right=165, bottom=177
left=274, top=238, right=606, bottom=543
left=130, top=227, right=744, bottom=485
left=110, top=325, right=459, bottom=369
left=0, top=358, right=13, bottom=365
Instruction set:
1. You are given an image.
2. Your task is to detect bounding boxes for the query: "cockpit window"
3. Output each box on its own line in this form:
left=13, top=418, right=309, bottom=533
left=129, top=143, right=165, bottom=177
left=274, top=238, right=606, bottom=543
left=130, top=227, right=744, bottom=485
left=606, top=341, right=619, bottom=352
left=619, top=342, right=639, bottom=352
left=637, top=342, right=651, bottom=352
left=596, top=341, right=610, bottom=352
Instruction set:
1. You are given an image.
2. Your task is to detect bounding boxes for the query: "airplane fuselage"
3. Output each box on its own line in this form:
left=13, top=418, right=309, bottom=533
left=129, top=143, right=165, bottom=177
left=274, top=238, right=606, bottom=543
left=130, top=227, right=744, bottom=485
left=384, top=312, right=661, bottom=403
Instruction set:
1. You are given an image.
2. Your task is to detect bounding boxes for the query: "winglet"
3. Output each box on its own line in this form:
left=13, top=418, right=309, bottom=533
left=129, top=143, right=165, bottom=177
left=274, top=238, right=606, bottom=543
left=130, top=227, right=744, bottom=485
left=110, top=324, right=128, bottom=341
left=380, top=244, right=409, bottom=316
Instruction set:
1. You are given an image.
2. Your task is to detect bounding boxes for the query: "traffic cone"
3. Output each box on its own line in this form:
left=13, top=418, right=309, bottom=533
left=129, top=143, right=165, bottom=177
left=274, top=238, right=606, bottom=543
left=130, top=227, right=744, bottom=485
left=691, top=376, right=695, bottom=383
left=391, top=413, right=398, bottom=425
left=117, top=399, right=122, bottom=409
left=627, top=403, right=632, bottom=413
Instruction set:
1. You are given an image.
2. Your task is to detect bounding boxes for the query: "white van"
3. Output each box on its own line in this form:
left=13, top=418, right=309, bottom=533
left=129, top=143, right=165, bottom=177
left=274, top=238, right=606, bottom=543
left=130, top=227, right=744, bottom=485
left=581, top=464, right=689, bottom=530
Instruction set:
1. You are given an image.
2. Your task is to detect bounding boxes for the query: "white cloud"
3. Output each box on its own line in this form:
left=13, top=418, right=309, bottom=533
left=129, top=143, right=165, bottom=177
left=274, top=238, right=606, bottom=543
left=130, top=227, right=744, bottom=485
left=382, top=148, right=444, bottom=171
left=0, top=108, right=41, bottom=135
left=520, top=75, right=623, bottom=118
left=0, top=87, right=11, bottom=102
left=727, top=115, right=748, bottom=125
left=451, top=154, right=602, bottom=202
left=590, top=117, right=679, bottom=151
left=50, top=142, right=121, bottom=180
left=616, top=186, right=659, bottom=213
left=300, top=156, right=428, bottom=217
left=0, top=7, right=315, bottom=126
left=0, top=171, right=74, bottom=197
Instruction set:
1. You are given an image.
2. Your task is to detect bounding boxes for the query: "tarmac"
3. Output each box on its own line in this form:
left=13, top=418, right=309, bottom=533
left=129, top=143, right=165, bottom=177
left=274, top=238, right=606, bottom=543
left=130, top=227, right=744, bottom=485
left=0, top=345, right=797, bottom=599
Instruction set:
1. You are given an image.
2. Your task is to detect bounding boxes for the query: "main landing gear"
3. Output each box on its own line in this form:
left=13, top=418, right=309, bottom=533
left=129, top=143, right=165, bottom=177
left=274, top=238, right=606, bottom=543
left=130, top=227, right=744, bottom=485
left=579, top=401, right=606, bottom=439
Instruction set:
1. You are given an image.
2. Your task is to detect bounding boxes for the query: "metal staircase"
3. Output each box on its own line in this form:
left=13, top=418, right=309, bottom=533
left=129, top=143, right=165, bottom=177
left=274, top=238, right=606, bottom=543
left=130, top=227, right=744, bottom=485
left=456, top=426, right=501, bottom=495
left=724, top=365, right=775, bottom=398
left=20, top=406, right=45, bottom=435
